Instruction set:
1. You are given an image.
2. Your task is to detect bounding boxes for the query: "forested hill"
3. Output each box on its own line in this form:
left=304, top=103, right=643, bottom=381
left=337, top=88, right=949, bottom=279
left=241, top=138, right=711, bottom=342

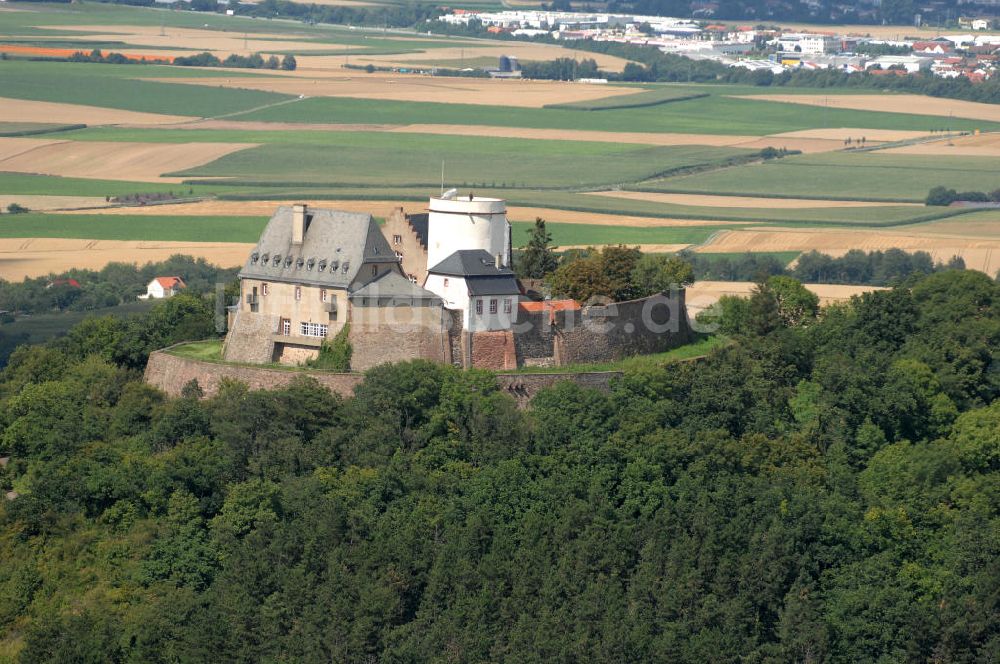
left=0, top=270, right=998, bottom=661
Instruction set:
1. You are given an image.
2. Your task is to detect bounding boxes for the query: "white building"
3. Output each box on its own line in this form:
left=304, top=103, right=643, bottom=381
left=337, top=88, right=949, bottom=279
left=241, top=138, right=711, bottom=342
left=141, top=276, right=186, bottom=299
left=422, top=193, right=518, bottom=332
left=773, top=33, right=838, bottom=54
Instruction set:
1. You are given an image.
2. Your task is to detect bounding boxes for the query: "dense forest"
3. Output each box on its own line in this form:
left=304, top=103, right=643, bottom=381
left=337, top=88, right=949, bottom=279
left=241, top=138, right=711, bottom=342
left=0, top=267, right=997, bottom=661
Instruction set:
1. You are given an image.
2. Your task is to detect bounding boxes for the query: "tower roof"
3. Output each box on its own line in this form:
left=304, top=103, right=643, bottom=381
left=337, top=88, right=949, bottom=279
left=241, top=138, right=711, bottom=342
left=427, top=249, right=515, bottom=277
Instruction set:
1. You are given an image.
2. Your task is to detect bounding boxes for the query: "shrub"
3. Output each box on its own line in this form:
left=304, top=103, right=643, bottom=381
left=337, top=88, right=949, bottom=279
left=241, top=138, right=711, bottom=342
left=6, top=203, right=29, bottom=214
left=308, top=324, right=352, bottom=371
left=925, top=186, right=958, bottom=206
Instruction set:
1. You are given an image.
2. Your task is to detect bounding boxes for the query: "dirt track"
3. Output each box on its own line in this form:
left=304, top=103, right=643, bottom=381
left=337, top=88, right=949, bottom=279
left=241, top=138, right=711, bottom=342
left=0, top=139, right=256, bottom=183
left=0, top=238, right=252, bottom=280
left=737, top=94, right=1000, bottom=124
left=589, top=190, right=916, bottom=208
left=0, top=97, right=195, bottom=126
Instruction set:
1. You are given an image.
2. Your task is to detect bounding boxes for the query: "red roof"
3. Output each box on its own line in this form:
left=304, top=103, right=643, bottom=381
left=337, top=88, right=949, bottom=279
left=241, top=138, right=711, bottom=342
left=48, top=278, right=81, bottom=288
left=154, top=276, right=186, bottom=289
left=518, top=299, right=580, bottom=313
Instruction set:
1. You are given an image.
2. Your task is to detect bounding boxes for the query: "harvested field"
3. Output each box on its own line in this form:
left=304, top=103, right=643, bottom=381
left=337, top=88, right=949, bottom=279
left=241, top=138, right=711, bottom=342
left=351, top=43, right=633, bottom=73
left=157, top=75, right=641, bottom=108
left=58, top=199, right=744, bottom=228
left=0, top=138, right=62, bottom=162
left=737, top=94, right=1000, bottom=124
left=698, top=227, right=1000, bottom=275
left=0, top=97, right=195, bottom=126
left=42, top=24, right=347, bottom=55
left=0, top=195, right=109, bottom=211
left=0, top=238, right=251, bottom=280
left=770, top=127, right=929, bottom=141
left=777, top=23, right=1000, bottom=39
left=590, top=190, right=917, bottom=208
left=898, top=211, right=1000, bottom=237
left=881, top=131, right=1000, bottom=156
left=727, top=137, right=848, bottom=153
left=686, top=280, right=884, bottom=318
left=0, top=139, right=257, bottom=183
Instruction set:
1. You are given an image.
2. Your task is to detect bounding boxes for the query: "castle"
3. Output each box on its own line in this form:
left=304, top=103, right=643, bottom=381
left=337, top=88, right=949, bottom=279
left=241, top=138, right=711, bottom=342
left=222, top=192, right=692, bottom=371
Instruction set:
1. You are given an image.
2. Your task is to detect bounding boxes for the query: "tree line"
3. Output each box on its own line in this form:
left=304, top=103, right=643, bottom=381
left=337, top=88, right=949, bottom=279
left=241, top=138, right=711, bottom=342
left=0, top=267, right=997, bottom=660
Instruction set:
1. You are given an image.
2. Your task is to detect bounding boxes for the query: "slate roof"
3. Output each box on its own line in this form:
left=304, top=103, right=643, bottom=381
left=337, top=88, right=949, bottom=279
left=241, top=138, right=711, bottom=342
left=428, top=250, right=520, bottom=297
left=349, top=271, right=442, bottom=304
left=240, top=206, right=393, bottom=288
left=407, top=213, right=429, bottom=249
left=427, top=249, right=514, bottom=277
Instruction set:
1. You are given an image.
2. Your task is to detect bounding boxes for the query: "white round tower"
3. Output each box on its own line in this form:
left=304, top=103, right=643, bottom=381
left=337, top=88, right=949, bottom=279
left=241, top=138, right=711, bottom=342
left=426, top=194, right=510, bottom=270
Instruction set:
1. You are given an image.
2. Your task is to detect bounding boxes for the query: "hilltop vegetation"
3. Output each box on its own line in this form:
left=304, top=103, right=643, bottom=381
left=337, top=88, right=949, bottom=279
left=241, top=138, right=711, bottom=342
left=0, top=270, right=997, bottom=660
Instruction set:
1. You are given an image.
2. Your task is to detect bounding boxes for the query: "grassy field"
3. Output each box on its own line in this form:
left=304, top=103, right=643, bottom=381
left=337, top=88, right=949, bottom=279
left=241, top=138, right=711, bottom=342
left=644, top=151, right=1000, bottom=202
left=0, top=213, right=268, bottom=242
left=167, top=338, right=224, bottom=361
left=0, top=173, right=243, bottom=198
left=175, top=135, right=754, bottom=189
left=0, top=60, right=292, bottom=118
left=511, top=221, right=726, bottom=247
left=233, top=93, right=1000, bottom=135
left=545, top=86, right=707, bottom=110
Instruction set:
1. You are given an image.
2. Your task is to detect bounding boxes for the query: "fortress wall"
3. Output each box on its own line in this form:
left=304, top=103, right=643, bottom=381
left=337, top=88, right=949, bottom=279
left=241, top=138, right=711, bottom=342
left=511, top=291, right=692, bottom=367
left=469, top=330, right=518, bottom=370
left=223, top=310, right=278, bottom=364
left=145, top=349, right=620, bottom=405
left=145, top=349, right=364, bottom=398
left=348, top=304, right=451, bottom=371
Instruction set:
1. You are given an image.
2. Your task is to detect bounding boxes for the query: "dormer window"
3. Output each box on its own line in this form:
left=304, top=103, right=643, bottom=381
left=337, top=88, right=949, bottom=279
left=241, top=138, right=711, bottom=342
left=318, top=259, right=327, bottom=272
left=272, top=254, right=281, bottom=266
left=342, top=261, right=350, bottom=273
left=307, top=258, right=315, bottom=271
left=261, top=252, right=269, bottom=264
left=330, top=260, right=339, bottom=272
left=250, top=252, right=259, bottom=264
left=284, top=256, right=294, bottom=268
left=295, top=257, right=304, bottom=270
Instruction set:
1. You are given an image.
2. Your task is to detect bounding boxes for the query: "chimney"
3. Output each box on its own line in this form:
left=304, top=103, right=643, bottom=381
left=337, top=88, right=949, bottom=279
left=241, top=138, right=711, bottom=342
left=495, top=253, right=502, bottom=270
left=292, top=204, right=307, bottom=246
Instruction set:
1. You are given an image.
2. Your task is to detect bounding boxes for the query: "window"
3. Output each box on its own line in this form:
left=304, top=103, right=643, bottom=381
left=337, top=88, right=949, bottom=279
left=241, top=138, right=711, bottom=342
left=503, top=298, right=512, bottom=314
left=282, top=318, right=290, bottom=336
left=300, top=322, right=328, bottom=338
left=261, top=283, right=268, bottom=296
left=320, top=289, right=328, bottom=302
left=443, top=278, right=449, bottom=287
left=475, top=299, right=483, bottom=315
left=371, top=265, right=378, bottom=277
left=393, top=234, right=402, bottom=245
left=294, top=286, right=301, bottom=301
left=489, top=299, right=498, bottom=314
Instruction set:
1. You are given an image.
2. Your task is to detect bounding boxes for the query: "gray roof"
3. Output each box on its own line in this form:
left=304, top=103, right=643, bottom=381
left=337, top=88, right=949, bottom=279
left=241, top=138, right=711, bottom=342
left=349, top=271, right=442, bottom=304
left=467, top=275, right=521, bottom=296
left=240, top=206, right=394, bottom=288
left=407, top=213, right=429, bottom=249
left=427, top=249, right=515, bottom=277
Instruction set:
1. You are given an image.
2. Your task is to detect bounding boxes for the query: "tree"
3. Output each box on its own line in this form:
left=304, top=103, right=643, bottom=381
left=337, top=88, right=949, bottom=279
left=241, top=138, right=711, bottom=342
left=767, top=275, right=819, bottom=327
left=517, top=217, right=558, bottom=279
left=548, top=253, right=612, bottom=303
left=631, top=254, right=694, bottom=296
left=281, top=53, right=297, bottom=71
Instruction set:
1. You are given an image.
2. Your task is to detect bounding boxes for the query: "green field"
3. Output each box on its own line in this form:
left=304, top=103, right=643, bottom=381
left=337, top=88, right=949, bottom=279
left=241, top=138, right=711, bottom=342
left=0, top=60, right=292, bottom=118
left=545, top=86, right=708, bottom=110
left=644, top=152, right=1000, bottom=202
left=174, top=133, right=754, bottom=189
left=0, top=214, right=268, bottom=242
left=233, top=93, right=1000, bottom=136
left=0, top=173, right=243, bottom=198
left=511, top=221, right=726, bottom=247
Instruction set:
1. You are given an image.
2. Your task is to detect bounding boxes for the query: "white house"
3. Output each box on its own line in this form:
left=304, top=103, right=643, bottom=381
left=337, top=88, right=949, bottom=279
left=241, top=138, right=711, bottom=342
left=141, top=276, right=186, bottom=299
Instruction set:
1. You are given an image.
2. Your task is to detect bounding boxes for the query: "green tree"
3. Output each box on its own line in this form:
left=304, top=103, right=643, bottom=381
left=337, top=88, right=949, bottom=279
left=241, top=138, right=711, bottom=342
left=631, top=254, right=694, bottom=296
left=517, top=217, right=558, bottom=279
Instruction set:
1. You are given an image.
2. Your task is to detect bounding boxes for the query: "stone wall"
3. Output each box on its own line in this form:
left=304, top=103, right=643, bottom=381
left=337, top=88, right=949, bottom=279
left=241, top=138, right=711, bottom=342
left=223, top=310, right=278, bottom=364
left=468, top=330, right=518, bottom=370
left=512, top=290, right=691, bottom=366
left=348, top=303, right=451, bottom=371
left=145, top=349, right=620, bottom=405
left=145, top=348, right=364, bottom=398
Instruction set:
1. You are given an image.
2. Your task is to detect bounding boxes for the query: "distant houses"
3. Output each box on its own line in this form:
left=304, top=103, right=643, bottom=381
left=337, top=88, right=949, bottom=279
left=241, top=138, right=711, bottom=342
left=141, top=276, right=186, bottom=299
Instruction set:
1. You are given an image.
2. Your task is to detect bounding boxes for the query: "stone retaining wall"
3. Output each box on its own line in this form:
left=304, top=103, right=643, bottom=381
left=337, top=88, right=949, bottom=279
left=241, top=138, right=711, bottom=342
left=144, top=348, right=620, bottom=404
